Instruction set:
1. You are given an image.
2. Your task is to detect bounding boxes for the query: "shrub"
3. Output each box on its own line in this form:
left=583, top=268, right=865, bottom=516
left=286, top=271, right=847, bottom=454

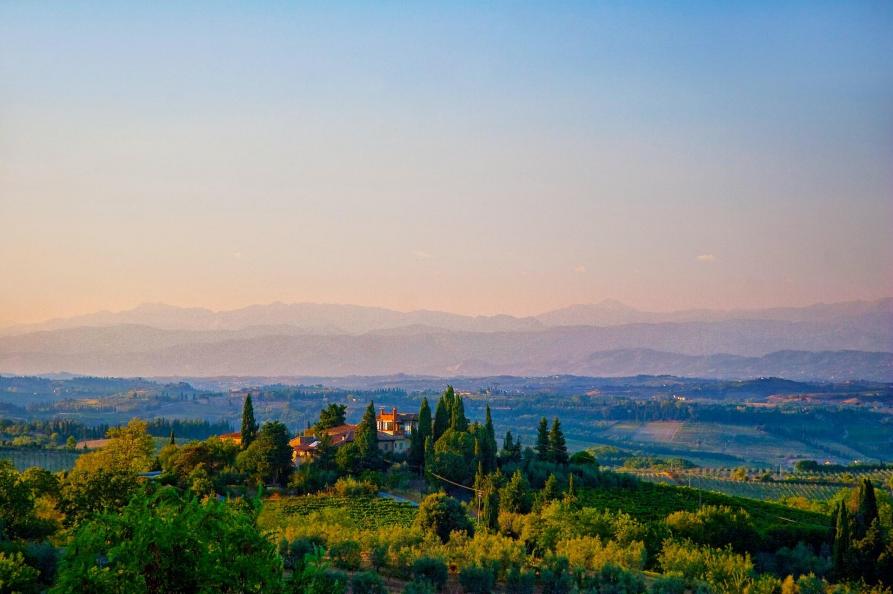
left=458, top=564, right=495, bottom=593
left=332, top=476, right=378, bottom=497
left=280, top=537, right=324, bottom=571
left=403, top=580, right=437, bottom=594
left=328, top=539, right=361, bottom=570
left=288, top=549, right=347, bottom=594
left=351, top=571, right=387, bottom=594
left=541, top=555, right=574, bottom=594
left=649, top=575, right=687, bottom=594
left=0, top=552, right=39, bottom=594
left=411, top=556, right=448, bottom=591
left=415, top=492, right=473, bottom=543
left=577, top=563, right=646, bottom=593
left=505, top=566, right=536, bottom=594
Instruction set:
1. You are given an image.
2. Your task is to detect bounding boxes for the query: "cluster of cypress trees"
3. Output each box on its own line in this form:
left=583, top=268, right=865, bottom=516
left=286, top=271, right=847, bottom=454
left=407, top=386, right=498, bottom=485
left=831, top=478, right=892, bottom=584
left=535, top=417, right=569, bottom=465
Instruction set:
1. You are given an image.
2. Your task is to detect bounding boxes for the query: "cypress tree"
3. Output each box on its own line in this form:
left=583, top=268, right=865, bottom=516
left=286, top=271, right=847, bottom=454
left=549, top=417, right=568, bottom=465
left=418, top=398, right=432, bottom=441
left=240, top=395, right=258, bottom=449
left=854, top=478, right=879, bottom=540
left=481, top=476, right=500, bottom=531
left=535, top=417, right=551, bottom=461
left=833, top=501, right=851, bottom=579
left=433, top=396, right=450, bottom=442
left=424, top=435, right=435, bottom=475
left=484, top=405, right=498, bottom=471
left=450, top=396, right=468, bottom=432
left=409, top=398, right=432, bottom=468
left=354, top=401, right=380, bottom=469
left=168, top=430, right=176, bottom=446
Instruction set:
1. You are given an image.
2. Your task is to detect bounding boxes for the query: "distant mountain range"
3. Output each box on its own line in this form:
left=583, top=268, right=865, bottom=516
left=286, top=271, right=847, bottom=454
left=0, top=299, right=890, bottom=381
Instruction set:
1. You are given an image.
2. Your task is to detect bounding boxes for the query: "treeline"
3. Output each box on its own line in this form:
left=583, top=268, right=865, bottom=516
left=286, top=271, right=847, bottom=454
left=0, top=416, right=232, bottom=445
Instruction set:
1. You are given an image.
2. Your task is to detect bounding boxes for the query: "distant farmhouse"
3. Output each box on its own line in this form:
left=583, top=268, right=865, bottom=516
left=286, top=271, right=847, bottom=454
left=288, top=407, right=418, bottom=464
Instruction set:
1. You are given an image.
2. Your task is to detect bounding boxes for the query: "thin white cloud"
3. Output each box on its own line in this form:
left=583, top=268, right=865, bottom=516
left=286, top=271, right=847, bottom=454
left=696, top=254, right=717, bottom=263
left=412, top=250, right=433, bottom=260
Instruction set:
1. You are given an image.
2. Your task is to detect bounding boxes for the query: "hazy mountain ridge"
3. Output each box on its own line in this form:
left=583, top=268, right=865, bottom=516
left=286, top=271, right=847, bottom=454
left=1, top=328, right=890, bottom=380
left=2, top=299, right=890, bottom=381
left=4, top=298, right=890, bottom=336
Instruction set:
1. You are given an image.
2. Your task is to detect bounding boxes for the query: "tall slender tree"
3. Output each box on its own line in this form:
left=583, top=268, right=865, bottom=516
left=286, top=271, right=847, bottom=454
left=240, top=395, right=258, bottom=450
left=483, top=405, right=498, bottom=472
left=535, top=417, right=551, bottom=461
left=549, top=418, right=568, bottom=465
left=833, top=501, right=851, bottom=579
left=409, top=398, right=432, bottom=468
left=853, top=478, right=880, bottom=539
left=450, top=396, right=468, bottom=432
left=433, top=396, right=450, bottom=442
left=168, top=430, right=176, bottom=446
left=353, top=401, right=380, bottom=469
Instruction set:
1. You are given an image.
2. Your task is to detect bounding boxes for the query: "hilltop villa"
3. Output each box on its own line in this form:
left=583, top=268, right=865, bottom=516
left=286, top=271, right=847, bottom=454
left=288, top=406, right=418, bottom=464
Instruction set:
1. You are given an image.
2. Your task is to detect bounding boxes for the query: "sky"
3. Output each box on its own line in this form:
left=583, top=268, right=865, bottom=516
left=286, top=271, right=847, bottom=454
left=1, top=1, right=891, bottom=324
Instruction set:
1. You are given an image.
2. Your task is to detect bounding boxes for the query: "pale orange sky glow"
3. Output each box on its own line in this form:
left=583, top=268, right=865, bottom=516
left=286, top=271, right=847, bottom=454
left=2, top=3, right=892, bottom=326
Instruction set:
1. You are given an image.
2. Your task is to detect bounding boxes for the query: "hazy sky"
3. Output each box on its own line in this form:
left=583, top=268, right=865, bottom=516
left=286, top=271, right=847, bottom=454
left=2, top=2, right=891, bottom=324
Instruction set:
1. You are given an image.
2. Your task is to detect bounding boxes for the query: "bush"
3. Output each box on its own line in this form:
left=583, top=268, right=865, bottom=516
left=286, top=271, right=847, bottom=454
left=332, top=476, right=378, bottom=497
left=279, top=537, right=324, bottom=571
left=577, top=563, right=646, bottom=593
left=458, top=564, right=495, bottom=593
left=0, top=552, right=39, bottom=594
left=288, top=550, right=347, bottom=594
left=351, top=571, right=387, bottom=594
left=541, top=555, right=574, bottom=594
left=649, top=575, right=687, bottom=594
left=414, top=492, right=473, bottom=543
left=411, top=556, right=448, bottom=591
left=403, top=580, right=437, bottom=594
left=505, top=566, right=536, bottom=594
left=328, top=539, right=361, bottom=570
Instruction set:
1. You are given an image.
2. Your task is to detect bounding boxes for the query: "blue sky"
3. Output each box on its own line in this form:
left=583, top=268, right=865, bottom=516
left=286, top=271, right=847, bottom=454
left=1, top=1, right=891, bottom=322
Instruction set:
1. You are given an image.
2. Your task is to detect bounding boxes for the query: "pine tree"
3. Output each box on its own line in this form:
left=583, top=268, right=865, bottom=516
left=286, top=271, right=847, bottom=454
left=549, top=418, right=568, bottom=465
left=240, top=395, right=258, bottom=449
left=168, top=430, right=176, bottom=446
left=433, top=396, right=450, bottom=442
left=484, top=405, right=497, bottom=471
left=535, top=417, right=551, bottom=461
left=353, top=401, right=380, bottom=469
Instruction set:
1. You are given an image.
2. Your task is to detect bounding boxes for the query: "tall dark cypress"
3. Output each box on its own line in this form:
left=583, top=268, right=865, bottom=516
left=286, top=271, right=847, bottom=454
left=450, top=396, right=468, bottom=432
left=240, top=394, right=258, bottom=449
left=549, top=417, right=568, bottom=465
left=535, top=417, right=551, bottom=461
left=484, top=405, right=498, bottom=471
left=354, top=401, right=380, bottom=469
left=409, top=397, right=432, bottom=469
left=832, top=501, right=851, bottom=579
left=854, top=478, right=879, bottom=540
left=433, top=395, right=450, bottom=442
left=168, top=430, right=176, bottom=446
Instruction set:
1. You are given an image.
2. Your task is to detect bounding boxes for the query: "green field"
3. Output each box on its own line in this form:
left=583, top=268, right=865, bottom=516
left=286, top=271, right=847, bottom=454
left=259, top=494, right=417, bottom=532
left=579, top=480, right=830, bottom=545
left=626, top=471, right=845, bottom=502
